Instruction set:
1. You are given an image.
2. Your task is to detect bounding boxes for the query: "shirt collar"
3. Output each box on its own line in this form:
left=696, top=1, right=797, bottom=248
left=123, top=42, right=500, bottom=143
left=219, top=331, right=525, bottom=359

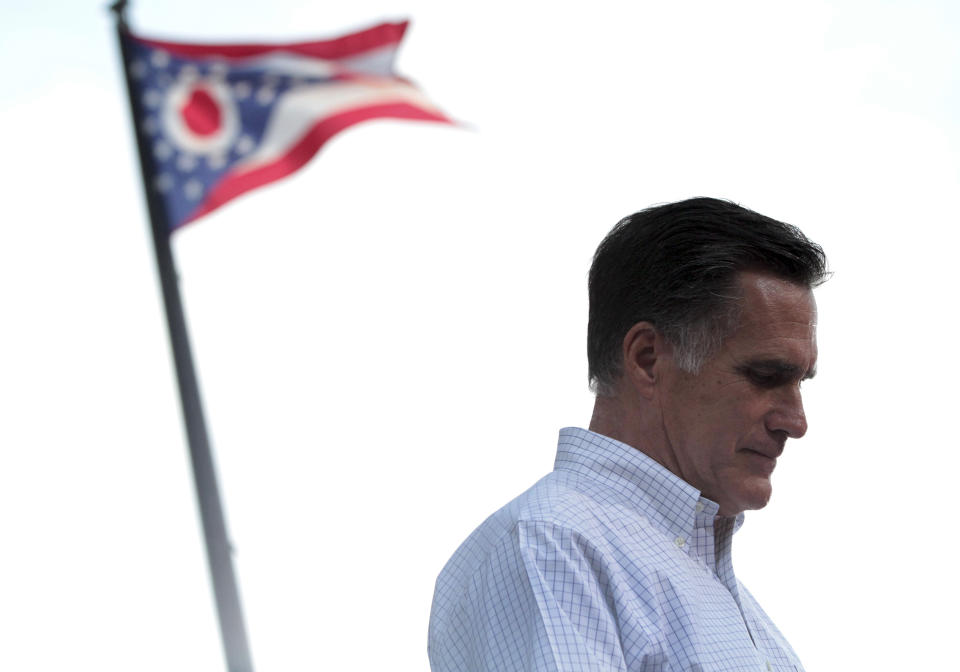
left=554, top=427, right=744, bottom=540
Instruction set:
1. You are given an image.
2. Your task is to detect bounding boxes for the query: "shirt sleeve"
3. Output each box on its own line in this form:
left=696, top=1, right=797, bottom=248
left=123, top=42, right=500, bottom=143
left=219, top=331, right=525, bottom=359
left=429, top=520, right=630, bottom=672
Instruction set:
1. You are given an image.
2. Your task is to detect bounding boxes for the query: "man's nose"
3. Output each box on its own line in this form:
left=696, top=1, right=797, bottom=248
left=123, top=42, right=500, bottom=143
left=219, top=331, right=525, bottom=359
left=766, top=387, right=808, bottom=439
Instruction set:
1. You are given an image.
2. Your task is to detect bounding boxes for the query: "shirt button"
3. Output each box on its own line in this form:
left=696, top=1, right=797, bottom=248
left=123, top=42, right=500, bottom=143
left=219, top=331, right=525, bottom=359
left=695, top=502, right=704, bottom=513
left=674, top=536, right=686, bottom=548
left=766, top=661, right=773, bottom=671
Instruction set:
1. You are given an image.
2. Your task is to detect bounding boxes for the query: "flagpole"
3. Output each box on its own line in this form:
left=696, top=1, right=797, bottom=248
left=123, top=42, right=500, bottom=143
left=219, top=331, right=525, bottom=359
left=110, top=3, right=254, bottom=671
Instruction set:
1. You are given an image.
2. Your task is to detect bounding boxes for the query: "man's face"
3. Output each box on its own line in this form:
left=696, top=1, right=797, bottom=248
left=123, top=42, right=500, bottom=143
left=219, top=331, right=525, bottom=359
left=657, top=271, right=818, bottom=517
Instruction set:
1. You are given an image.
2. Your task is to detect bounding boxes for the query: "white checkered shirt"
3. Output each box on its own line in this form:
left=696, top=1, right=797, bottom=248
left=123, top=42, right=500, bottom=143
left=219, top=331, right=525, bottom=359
left=429, top=427, right=804, bottom=672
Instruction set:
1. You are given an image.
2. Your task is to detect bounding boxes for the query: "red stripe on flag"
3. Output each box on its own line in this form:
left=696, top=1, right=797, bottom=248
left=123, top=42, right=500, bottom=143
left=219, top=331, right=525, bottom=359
left=178, top=103, right=452, bottom=229
left=131, top=21, right=408, bottom=61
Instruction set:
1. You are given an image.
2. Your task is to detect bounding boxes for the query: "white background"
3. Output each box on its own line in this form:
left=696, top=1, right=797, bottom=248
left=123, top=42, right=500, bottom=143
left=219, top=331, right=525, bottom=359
left=2, top=1, right=958, bottom=670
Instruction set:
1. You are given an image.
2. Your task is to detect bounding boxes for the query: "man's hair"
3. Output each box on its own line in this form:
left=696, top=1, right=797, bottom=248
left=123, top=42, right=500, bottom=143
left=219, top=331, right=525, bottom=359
left=587, top=197, right=828, bottom=396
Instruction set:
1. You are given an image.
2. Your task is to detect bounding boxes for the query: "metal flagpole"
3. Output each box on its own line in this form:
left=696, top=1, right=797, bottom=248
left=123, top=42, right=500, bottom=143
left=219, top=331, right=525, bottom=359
left=110, top=3, right=255, bottom=670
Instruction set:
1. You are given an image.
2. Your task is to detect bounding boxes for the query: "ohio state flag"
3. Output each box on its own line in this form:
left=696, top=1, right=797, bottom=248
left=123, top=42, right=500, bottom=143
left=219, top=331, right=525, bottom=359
left=121, top=21, right=451, bottom=231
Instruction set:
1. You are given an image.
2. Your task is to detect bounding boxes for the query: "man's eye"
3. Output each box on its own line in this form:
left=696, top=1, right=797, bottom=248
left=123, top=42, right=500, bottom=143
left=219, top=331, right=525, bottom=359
left=746, top=371, right=781, bottom=387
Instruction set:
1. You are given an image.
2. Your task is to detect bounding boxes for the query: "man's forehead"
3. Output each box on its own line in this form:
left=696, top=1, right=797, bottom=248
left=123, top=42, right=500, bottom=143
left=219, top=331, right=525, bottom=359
left=735, top=271, right=818, bottom=327
left=723, top=272, right=818, bottom=370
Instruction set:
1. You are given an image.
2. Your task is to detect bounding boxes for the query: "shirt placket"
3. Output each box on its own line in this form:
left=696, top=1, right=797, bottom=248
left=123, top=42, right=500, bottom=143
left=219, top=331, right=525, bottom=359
left=714, top=517, right=788, bottom=672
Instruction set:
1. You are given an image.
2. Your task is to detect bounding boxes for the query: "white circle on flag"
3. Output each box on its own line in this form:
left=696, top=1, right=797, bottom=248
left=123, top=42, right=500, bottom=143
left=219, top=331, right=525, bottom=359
left=162, top=76, right=239, bottom=156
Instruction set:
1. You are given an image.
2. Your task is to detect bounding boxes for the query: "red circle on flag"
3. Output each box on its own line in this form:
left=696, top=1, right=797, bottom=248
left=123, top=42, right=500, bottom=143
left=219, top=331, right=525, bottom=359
left=180, top=86, right=221, bottom=137
left=163, top=76, right=238, bottom=155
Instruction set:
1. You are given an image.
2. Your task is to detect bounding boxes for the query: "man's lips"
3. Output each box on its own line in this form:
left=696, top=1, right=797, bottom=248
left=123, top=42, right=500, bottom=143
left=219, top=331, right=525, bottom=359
left=741, top=447, right=783, bottom=460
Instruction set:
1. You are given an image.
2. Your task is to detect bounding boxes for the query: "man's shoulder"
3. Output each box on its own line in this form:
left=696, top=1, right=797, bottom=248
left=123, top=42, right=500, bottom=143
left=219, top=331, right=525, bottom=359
left=430, top=470, right=655, bottom=670
left=435, top=468, right=662, bottom=589
left=429, top=467, right=673, bottom=661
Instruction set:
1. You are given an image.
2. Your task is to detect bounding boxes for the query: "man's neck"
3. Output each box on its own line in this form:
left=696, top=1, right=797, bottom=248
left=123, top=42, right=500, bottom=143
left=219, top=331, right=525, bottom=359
left=589, top=393, right=685, bottom=490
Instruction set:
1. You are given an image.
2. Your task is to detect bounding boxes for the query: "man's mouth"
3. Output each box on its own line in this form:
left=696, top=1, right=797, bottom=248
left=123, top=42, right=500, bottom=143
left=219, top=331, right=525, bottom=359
left=742, top=448, right=780, bottom=466
left=742, top=445, right=784, bottom=460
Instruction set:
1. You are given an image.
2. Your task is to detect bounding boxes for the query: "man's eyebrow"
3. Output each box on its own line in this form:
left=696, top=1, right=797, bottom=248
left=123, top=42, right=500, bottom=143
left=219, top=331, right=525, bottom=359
left=738, top=359, right=817, bottom=380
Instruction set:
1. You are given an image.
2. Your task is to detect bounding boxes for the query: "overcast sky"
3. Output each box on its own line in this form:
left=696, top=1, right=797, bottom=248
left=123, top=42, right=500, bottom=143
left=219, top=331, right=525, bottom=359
left=2, top=1, right=959, bottom=670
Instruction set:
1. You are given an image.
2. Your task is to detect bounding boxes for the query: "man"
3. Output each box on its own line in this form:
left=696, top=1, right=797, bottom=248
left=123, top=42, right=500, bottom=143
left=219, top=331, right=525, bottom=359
left=428, top=198, right=827, bottom=672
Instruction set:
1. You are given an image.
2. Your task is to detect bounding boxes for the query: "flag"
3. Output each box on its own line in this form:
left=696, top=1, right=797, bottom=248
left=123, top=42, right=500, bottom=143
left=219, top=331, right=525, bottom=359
left=121, top=21, right=452, bottom=232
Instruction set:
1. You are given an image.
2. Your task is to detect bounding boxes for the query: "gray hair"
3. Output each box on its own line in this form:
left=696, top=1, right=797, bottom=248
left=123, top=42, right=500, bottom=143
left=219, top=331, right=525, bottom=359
left=587, top=198, right=827, bottom=397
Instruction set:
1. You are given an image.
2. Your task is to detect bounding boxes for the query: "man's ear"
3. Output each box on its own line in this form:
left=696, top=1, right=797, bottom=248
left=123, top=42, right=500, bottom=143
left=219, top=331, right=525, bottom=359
left=621, top=322, right=667, bottom=400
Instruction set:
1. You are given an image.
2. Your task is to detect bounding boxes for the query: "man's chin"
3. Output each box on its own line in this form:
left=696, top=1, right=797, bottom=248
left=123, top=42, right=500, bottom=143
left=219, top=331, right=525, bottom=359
left=720, top=479, right=773, bottom=516
left=740, top=479, right=774, bottom=512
